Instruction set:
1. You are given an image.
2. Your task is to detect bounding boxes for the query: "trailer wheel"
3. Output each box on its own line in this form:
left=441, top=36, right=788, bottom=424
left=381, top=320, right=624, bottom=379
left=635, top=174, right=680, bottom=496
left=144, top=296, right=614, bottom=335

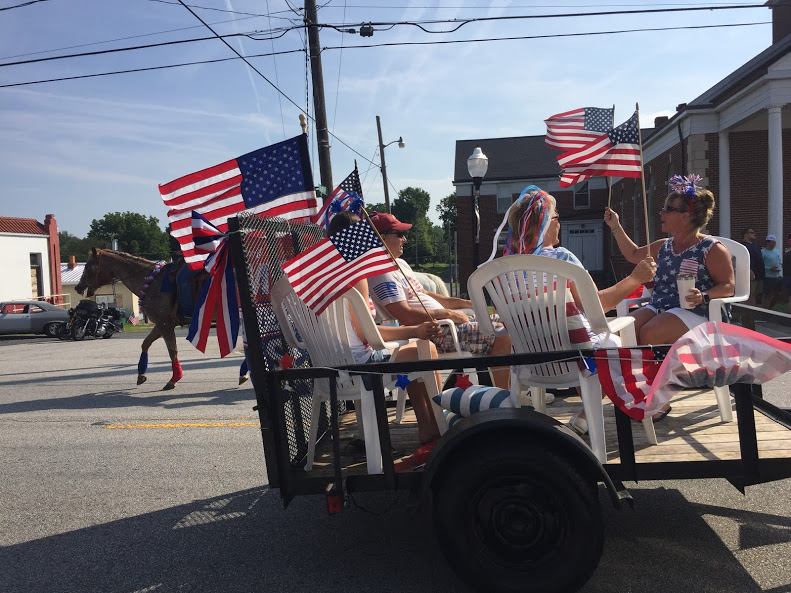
left=432, top=437, right=603, bottom=593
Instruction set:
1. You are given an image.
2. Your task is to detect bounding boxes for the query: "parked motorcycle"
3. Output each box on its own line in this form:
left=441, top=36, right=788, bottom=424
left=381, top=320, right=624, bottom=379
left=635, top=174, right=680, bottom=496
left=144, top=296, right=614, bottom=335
left=68, top=300, right=123, bottom=340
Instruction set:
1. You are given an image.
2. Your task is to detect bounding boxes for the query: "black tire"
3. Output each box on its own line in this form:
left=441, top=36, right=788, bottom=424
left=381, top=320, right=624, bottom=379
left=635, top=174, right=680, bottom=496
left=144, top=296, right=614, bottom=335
left=432, top=436, right=603, bottom=593
left=58, top=324, right=71, bottom=341
left=102, top=325, right=114, bottom=339
left=44, top=323, right=59, bottom=338
left=72, top=322, right=87, bottom=341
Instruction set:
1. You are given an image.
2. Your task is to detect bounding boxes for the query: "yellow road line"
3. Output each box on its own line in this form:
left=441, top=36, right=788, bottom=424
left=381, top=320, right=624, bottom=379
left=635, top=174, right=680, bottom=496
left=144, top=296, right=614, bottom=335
left=104, top=421, right=260, bottom=429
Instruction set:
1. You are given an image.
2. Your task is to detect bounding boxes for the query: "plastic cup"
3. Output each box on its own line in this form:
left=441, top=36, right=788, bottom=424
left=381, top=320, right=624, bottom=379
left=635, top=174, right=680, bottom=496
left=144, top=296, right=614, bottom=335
left=676, top=274, right=696, bottom=309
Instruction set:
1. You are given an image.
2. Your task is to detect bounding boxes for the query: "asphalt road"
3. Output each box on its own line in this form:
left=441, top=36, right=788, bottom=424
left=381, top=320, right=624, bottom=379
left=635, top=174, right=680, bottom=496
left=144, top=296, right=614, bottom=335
left=1, top=330, right=790, bottom=593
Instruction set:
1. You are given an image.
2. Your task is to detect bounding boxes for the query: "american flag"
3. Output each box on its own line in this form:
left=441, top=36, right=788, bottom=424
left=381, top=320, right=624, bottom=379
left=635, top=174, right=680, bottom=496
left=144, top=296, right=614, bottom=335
left=282, top=218, right=398, bottom=314
left=595, top=322, right=791, bottom=420
left=545, top=107, right=613, bottom=150
left=559, top=111, right=642, bottom=188
left=160, top=134, right=318, bottom=270
left=128, top=312, right=139, bottom=326
left=311, top=168, right=364, bottom=230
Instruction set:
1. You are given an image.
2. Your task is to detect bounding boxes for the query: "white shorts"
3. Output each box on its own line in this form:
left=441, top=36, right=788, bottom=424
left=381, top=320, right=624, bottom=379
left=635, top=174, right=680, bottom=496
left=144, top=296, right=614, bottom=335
left=644, top=305, right=708, bottom=330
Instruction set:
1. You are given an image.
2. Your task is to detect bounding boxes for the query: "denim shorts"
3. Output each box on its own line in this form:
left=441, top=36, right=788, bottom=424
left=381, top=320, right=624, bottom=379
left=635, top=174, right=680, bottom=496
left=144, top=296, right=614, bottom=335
left=361, top=349, right=391, bottom=391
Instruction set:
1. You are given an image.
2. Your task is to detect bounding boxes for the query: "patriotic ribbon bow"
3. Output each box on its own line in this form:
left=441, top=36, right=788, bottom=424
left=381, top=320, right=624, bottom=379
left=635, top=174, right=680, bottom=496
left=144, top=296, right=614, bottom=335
left=187, top=211, right=239, bottom=357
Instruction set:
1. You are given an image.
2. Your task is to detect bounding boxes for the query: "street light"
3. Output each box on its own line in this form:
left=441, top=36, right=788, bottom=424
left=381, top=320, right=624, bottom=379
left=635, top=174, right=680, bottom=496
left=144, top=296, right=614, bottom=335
left=467, top=146, right=489, bottom=268
left=376, top=115, right=404, bottom=213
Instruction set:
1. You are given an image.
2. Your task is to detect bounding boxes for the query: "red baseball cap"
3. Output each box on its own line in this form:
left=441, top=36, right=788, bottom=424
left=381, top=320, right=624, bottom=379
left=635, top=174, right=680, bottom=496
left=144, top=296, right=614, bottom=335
left=369, top=211, right=412, bottom=233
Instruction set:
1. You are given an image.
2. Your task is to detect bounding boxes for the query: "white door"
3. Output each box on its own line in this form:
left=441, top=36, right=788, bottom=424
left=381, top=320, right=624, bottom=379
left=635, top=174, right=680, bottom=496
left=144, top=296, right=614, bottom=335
left=561, top=221, right=603, bottom=271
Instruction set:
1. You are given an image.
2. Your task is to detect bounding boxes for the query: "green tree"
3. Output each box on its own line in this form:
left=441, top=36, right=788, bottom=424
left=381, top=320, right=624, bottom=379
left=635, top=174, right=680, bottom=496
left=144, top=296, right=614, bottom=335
left=391, top=187, right=431, bottom=223
left=88, top=212, right=170, bottom=260
left=58, top=231, right=102, bottom=262
left=437, top=192, right=457, bottom=233
left=365, top=201, right=387, bottom=214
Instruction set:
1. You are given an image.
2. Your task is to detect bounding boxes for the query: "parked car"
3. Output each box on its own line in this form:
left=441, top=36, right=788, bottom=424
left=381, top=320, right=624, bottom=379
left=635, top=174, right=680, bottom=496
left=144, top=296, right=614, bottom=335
left=0, top=301, right=70, bottom=336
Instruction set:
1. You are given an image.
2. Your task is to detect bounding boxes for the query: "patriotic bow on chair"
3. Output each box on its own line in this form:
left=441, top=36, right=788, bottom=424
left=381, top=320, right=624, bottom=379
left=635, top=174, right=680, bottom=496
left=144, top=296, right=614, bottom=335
left=187, top=211, right=239, bottom=357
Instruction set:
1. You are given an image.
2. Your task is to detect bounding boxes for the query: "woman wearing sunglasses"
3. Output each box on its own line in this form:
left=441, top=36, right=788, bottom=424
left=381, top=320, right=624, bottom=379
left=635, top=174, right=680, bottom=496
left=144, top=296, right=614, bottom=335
left=604, top=174, right=735, bottom=353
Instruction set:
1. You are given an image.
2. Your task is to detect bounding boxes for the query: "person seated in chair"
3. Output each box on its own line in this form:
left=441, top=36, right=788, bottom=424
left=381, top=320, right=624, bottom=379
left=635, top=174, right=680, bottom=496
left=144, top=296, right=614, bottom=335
left=366, top=212, right=512, bottom=389
left=329, top=212, right=443, bottom=445
left=604, top=175, right=734, bottom=421
left=504, top=185, right=657, bottom=433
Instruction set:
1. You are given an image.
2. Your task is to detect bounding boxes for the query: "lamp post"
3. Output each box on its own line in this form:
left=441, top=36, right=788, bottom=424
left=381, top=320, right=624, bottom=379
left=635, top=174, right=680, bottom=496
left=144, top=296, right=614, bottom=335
left=467, top=146, right=489, bottom=269
left=376, top=115, right=404, bottom=213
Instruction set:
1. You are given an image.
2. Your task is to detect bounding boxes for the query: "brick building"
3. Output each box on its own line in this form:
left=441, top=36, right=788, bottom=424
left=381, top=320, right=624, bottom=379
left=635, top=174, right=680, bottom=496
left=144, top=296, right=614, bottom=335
left=453, top=0, right=791, bottom=292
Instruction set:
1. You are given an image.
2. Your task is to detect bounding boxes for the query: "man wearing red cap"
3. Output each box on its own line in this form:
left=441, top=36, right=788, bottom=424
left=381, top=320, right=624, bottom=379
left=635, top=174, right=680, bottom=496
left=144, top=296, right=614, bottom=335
left=367, top=212, right=511, bottom=387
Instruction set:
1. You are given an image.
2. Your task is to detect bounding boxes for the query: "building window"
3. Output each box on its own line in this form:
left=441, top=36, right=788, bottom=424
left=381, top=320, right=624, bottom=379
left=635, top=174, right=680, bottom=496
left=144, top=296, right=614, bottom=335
left=29, top=252, right=43, bottom=298
left=497, top=193, right=513, bottom=213
left=573, top=182, right=590, bottom=209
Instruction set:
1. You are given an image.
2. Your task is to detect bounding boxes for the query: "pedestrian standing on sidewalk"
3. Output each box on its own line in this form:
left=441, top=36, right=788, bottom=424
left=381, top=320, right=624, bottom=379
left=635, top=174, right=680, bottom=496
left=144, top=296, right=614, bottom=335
left=762, top=234, right=783, bottom=310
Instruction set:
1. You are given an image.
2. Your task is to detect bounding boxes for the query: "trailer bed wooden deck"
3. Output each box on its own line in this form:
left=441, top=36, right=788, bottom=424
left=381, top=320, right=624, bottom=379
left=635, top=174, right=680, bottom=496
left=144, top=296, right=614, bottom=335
left=308, top=388, right=791, bottom=477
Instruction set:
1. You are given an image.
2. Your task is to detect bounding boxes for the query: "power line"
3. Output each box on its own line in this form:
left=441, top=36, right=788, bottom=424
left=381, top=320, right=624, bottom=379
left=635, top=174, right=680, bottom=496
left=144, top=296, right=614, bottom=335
left=147, top=0, right=296, bottom=20
left=321, top=20, right=769, bottom=51
left=173, top=0, right=379, bottom=169
left=0, top=0, right=51, bottom=10
left=0, top=20, right=767, bottom=88
left=319, top=3, right=766, bottom=34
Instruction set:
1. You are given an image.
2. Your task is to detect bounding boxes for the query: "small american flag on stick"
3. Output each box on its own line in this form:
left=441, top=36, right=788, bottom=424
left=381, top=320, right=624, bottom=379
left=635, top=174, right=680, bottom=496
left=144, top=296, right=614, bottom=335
left=282, top=218, right=398, bottom=314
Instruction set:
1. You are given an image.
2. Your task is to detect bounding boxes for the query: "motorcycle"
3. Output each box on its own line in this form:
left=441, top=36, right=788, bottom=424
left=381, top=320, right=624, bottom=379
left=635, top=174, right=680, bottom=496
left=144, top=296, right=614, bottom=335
left=67, top=300, right=123, bottom=340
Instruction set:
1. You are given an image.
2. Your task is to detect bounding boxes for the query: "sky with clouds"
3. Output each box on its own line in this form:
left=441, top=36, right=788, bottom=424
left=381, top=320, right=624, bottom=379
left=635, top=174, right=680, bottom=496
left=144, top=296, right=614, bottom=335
left=0, top=0, right=774, bottom=240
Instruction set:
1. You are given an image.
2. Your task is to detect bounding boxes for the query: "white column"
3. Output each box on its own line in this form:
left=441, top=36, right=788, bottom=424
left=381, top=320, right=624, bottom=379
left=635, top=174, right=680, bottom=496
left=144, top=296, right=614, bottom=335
left=718, top=130, right=731, bottom=238
left=768, top=105, right=784, bottom=242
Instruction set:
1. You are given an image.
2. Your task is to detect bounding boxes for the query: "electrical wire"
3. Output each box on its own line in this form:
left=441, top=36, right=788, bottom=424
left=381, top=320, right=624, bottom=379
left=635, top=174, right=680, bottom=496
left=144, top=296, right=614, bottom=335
left=319, top=3, right=766, bottom=32
left=147, top=0, right=295, bottom=20
left=0, top=0, right=51, bottom=10
left=330, top=0, right=348, bottom=135
left=321, top=21, right=769, bottom=51
left=265, top=0, right=287, bottom=137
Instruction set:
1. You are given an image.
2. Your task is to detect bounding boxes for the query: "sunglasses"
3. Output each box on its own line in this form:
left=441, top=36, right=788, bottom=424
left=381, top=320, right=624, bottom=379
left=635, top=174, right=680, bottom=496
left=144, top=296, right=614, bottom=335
left=661, top=205, right=687, bottom=213
left=386, top=231, right=407, bottom=238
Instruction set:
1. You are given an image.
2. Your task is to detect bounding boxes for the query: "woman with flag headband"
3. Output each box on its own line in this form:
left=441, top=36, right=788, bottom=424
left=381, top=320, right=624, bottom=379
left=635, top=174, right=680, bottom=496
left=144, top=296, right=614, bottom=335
left=502, top=185, right=657, bottom=434
left=604, top=174, right=735, bottom=419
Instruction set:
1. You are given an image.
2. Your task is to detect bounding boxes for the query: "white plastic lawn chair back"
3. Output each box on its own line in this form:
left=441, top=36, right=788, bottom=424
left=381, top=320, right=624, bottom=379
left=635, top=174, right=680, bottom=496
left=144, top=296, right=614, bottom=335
left=270, top=277, right=385, bottom=474
left=469, top=255, right=648, bottom=463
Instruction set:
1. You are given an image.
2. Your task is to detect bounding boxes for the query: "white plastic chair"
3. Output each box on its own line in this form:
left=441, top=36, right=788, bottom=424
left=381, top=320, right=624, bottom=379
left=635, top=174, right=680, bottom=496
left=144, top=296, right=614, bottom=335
left=468, top=255, right=655, bottom=463
left=614, top=236, right=750, bottom=422
left=270, top=277, right=443, bottom=474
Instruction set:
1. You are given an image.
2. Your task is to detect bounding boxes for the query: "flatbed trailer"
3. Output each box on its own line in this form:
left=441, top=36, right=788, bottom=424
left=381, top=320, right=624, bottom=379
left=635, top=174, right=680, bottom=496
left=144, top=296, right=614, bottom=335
left=229, top=214, right=791, bottom=593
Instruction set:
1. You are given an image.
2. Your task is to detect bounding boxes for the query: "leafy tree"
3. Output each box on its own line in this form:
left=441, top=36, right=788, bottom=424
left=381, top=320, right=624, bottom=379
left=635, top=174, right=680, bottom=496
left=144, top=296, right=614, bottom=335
left=437, top=192, right=457, bottom=233
left=88, top=212, right=170, bottom=260
left=364, top=201, right=387, bottom=214
left=392, top=187, right=431, bottom=222
left=58, top=231, right=102, bottom=262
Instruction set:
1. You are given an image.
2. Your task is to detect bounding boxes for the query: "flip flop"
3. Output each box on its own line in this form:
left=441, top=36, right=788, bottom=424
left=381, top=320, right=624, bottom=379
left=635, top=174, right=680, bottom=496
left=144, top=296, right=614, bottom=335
left=630, top=406, right=672, bottom=423
left=652, top=406, right=672, bottom=422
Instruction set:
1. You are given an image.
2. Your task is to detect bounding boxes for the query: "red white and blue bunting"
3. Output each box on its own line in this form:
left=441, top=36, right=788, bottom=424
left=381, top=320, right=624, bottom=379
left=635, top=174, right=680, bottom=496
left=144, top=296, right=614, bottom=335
left=187, top=211, right=239, bottom=357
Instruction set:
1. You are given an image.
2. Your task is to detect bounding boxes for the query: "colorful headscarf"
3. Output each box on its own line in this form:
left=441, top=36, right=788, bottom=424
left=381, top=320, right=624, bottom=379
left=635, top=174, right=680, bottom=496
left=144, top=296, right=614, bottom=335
left=503, top=185, right=555, bottom=256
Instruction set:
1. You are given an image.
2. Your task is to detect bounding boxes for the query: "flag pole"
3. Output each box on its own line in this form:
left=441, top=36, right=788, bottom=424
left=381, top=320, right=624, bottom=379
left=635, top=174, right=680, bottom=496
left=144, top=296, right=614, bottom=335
left=636, top=102, right=650, bottom=244
left=360, top=206, right=435, bottom=321
left=607, top=104, right=615, bottom=208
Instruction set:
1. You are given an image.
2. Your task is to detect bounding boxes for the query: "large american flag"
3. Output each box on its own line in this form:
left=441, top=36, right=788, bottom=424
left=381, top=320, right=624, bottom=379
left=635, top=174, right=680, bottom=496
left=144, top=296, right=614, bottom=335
left=311, top=168, right=364, bottom=230
left=545, top=107, right=613, bottom=150
left=282, top=218, right=398, bottom=315
left=594, top=322, right=791, bottom=420
left=559, top=111, right=642, bottom=188
left=160, top=134, right=318, bottom=269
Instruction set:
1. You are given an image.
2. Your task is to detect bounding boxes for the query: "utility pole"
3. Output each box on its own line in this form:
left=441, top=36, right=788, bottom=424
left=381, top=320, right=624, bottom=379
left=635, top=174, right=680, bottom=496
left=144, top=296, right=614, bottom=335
left=376, top=115, right=391, bottom=213
left=305, top=0, right=332, bottom=193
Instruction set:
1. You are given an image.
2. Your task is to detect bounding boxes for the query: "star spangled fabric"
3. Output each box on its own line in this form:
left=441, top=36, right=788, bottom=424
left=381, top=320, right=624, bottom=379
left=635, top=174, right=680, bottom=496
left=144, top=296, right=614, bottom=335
left=311, top=168, right=364, bottom=230
left=545, top=107, right=613, bottom=150
left=595, top=322, right=791, bottom=420
left=559, top=111, right=642, bottom=187
left=282, top=218, right=398, bottom=314
left=160, top=134, right=318, bottom=270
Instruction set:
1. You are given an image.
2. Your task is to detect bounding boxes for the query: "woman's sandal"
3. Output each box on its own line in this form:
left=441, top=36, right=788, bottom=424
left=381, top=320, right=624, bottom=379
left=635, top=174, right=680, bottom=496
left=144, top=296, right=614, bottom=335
left=568, top=412, right=588, bottom=436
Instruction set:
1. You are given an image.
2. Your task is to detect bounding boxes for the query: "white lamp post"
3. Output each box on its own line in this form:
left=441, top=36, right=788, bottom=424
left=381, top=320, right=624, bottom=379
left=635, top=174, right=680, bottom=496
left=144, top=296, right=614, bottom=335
left=467, top=147, right=489, bottom=268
